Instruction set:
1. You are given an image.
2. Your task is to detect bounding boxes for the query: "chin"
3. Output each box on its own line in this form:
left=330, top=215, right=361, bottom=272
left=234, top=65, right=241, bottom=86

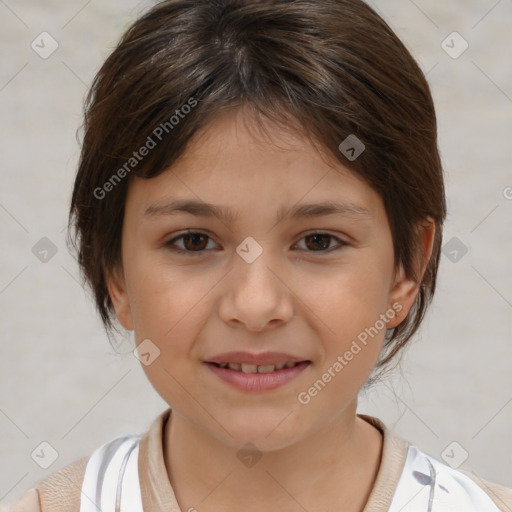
left=214, top=407, right=307, bottom=451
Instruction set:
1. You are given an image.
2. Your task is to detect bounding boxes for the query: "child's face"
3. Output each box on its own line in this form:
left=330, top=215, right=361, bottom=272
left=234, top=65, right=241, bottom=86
left=108, top=108, right=420, bottom=450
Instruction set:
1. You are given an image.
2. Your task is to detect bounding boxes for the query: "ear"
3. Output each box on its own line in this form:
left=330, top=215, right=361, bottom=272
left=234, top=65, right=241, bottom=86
left=386, top=219, right=436, bottom=329
left=105, top=265, right=134, bottom=331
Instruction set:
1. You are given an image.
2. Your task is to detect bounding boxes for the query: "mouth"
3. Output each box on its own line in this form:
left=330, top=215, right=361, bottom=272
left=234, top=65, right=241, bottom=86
left=203, top=360, right=312, bottom=392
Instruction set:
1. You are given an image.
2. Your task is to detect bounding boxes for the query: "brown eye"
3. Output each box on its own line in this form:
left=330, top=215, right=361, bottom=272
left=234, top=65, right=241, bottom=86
left=295, top=232, right=347, bottom=253
left=304, top=233, right=332, bottom=251
left=165, top=231, right=216, bottom=255
left=180, top=233, right=209, bottom=251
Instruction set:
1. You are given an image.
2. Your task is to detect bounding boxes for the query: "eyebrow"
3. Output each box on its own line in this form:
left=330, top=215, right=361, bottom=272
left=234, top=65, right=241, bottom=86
left=143, top=199, right=371, bottom=223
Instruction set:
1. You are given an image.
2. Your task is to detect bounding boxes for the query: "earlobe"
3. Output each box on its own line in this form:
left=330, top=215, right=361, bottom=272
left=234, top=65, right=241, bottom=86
left=106, top=265, right=134, bottom=331
left=386, top=219, right=436, bottom=329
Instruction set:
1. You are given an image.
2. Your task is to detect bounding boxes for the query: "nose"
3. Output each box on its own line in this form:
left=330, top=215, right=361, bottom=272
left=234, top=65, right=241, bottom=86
left=218, top=248, right=294, bottom=332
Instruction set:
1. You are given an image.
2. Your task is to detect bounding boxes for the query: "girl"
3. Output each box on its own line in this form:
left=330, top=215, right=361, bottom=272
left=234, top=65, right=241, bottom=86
left=8, top=0, right=512, bottom=510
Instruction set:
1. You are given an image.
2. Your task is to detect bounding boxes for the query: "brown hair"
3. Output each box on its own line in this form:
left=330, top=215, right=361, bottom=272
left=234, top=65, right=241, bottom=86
left=67, top=0, right=446, bottom=379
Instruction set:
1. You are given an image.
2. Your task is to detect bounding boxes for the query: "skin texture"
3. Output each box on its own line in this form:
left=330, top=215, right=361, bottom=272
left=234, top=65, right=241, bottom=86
left=107, top=107, right=435, bottom=512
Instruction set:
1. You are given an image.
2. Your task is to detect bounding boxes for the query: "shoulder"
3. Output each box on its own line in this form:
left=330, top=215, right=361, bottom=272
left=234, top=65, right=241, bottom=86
left=1, top=411, right=169, bottom=512
left=354, top=415, right=511, bottom=511
left=0, top=488, right=41, bottom=512
left=458, top=468, right=512, bottom=512
left=396, top=444, right=512, bottom=512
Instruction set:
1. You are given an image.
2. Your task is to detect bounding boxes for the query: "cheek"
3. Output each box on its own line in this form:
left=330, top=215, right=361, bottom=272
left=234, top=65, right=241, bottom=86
left=304, top=279, right=388, bottom=405
left=129, top=265, right=210, bottom=400
left=127, top=259, right=213, bottom=348
left=307, top=260, right=392, bottom=328
left=301, top=260, right=392, bottom=374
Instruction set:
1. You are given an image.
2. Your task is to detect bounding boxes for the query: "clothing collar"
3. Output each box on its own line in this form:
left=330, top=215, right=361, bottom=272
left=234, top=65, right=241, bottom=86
left=137, top=408, right=410, bottom=512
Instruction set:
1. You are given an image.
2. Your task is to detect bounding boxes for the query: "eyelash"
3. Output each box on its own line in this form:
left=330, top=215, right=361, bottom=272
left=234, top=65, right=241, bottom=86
left=164, top=230, right=348, bottom=257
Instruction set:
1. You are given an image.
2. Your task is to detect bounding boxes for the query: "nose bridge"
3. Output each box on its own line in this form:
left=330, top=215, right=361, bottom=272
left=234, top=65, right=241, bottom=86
left=235, top=235, right=279, bottom=295
left=219, top=236, right=293, bottom=330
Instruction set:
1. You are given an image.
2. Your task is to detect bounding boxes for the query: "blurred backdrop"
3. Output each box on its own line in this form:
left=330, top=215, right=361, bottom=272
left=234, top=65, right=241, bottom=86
left=1, top=0, right=511, bottom=505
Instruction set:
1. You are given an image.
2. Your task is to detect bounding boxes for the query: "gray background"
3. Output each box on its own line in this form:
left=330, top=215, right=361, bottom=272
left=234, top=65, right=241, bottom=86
left=1, top=0, right=511, bottom=506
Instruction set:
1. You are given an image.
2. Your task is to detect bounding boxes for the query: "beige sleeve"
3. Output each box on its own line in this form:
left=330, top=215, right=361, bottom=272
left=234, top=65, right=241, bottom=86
left=460, top=470, right=512, bottom=512
left=0, top=488, right=41, bottom=512
left=476, top=479, right=512, bottom=511
left=0, top=454, right=89, bottom=512
left=34, top=455, right=89, bottom=512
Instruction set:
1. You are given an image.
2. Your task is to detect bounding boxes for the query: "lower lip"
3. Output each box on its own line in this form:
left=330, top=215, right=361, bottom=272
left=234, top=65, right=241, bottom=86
left=204, top=361, right=311, bottom=392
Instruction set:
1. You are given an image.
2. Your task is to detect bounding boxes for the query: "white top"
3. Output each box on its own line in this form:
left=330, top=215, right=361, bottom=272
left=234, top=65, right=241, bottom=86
left=79, top=434, right=502, bottom=512
left=79, top=435, right=143, bottom=512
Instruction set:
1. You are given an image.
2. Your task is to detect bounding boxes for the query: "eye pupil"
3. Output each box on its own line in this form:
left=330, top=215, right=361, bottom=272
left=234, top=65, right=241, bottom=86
left=183, top=233, right=208, bottom=251
left=305, top=234, right=330, bottom=251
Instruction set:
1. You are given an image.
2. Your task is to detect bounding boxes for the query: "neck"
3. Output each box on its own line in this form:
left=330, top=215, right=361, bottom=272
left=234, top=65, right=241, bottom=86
left=163, top=403, right=383, bottom=512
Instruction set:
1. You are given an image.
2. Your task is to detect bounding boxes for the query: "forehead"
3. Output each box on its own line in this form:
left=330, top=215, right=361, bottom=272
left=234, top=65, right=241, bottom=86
left=125, top=108, right=383, bottom=222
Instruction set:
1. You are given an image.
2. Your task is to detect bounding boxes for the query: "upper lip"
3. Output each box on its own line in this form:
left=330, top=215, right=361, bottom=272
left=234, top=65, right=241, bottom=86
left=205, top=351, right=310, bottom=366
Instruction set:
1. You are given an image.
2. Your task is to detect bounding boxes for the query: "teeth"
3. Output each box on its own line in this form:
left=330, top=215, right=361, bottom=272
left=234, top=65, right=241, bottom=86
left=217, top=362, right=299, bottom=372
left=241, top=364, right=258, bottom=373
left=257, top=365, right=275, bottom=373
